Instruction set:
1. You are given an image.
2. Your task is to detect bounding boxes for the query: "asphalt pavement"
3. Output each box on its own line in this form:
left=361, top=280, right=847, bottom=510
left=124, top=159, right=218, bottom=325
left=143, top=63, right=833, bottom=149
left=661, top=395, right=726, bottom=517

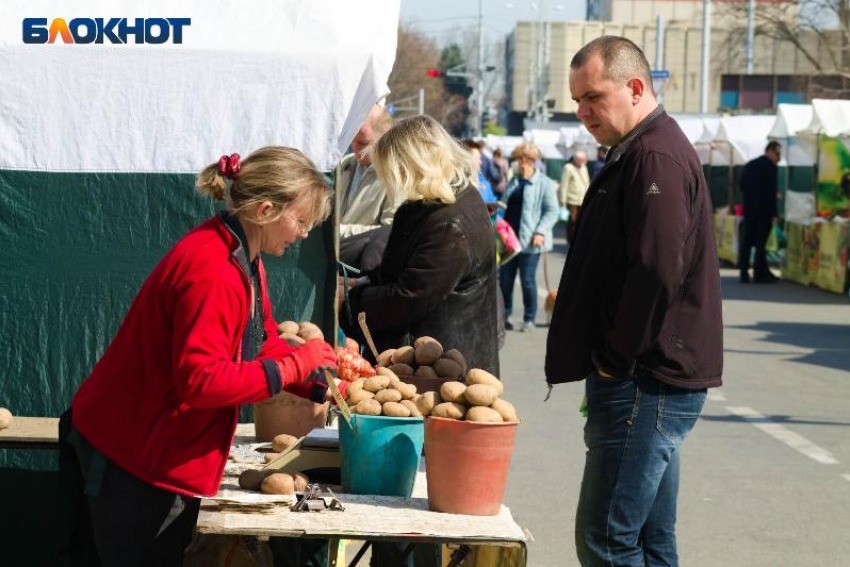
left=500, top=230, right=850, bottom=567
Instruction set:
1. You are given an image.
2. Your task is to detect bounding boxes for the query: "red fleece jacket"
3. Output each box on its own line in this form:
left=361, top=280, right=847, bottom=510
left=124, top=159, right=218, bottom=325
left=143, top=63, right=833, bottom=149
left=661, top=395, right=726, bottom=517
left=72, top=216, right=321, bottom=497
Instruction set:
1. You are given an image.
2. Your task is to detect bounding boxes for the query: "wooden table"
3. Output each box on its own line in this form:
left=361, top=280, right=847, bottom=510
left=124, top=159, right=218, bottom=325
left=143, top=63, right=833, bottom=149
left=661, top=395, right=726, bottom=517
left=0, top=416, right=59, bottom=450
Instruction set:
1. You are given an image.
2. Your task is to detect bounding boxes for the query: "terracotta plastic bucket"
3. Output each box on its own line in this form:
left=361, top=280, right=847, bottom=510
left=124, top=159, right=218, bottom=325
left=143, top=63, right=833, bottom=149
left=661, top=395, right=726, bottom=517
left=338, top=413, right=424, bottom=497
left=424, top=416, right=518, bottom=516
left=253, top=391, right=328, bottom=442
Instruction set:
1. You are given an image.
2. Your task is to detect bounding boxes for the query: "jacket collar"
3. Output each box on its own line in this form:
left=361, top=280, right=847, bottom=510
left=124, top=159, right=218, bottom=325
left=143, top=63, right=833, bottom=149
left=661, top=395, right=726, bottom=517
left=216, top=211, right=253, bottom=277
left=607, top=104, right=665, bottom=165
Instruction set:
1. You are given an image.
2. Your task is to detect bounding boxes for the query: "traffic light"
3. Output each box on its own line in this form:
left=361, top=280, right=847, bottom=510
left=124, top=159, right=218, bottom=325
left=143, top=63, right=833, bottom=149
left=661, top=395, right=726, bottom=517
left=426, top=69, right=444, bottom=78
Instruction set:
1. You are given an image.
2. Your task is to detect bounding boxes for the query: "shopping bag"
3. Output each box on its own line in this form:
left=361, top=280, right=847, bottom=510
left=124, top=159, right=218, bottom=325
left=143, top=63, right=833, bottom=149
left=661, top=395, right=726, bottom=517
left=494, top=218, right=521, bottom=265
left=558, top=205, right=570, bottom=223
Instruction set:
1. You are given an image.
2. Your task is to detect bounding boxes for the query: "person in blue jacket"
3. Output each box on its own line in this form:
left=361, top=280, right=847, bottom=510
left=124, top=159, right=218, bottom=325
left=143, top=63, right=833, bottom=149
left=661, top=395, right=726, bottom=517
left=499, top=142, right=558, bottom=332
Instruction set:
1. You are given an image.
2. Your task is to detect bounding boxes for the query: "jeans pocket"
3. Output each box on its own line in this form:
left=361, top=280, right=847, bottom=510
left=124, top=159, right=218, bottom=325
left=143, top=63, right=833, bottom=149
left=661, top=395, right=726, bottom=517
left=656, top=384, right=707, bottom=447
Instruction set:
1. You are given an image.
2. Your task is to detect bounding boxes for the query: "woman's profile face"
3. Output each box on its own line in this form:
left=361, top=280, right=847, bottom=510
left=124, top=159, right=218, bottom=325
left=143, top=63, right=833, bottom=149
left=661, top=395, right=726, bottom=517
left=261, top=197, right=314, bottom=256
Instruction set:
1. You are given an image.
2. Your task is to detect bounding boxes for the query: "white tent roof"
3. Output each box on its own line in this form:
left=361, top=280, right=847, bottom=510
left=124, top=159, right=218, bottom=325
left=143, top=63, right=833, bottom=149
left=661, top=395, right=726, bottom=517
left=524, top=129, right=565, bottom=159
left=769, top=104, right=813, bottom=139
left=0, top=0, right=400, bottom=172
left=801, top=99, right=850, bottom=137
left=484, top=135, right=524, bottom=156
left=556, top=125, right=598, bottom=157
left=670, top=116, right=708, bottom=145
left=711, top=115, right=776, bottom=166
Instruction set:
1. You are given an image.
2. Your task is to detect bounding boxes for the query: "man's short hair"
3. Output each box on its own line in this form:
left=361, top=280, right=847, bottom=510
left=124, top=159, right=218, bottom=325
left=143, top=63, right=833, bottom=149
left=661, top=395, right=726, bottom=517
left=766, top=141, right=781, bottom=153
left=570, top=36, right=653, bottom=90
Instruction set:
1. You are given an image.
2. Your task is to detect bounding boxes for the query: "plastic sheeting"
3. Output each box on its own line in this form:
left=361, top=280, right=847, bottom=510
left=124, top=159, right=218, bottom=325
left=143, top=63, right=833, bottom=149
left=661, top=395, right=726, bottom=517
left=0, top=0, right=400, bottom=173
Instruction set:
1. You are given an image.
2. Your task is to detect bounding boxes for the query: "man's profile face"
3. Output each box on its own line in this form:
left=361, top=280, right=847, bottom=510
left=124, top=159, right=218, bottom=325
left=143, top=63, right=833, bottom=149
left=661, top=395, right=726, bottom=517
left=767, top=145, right=782, bottom=164
left=570, top=54, right=637, bottom=147
left=351, top=123, right=376, bottom=166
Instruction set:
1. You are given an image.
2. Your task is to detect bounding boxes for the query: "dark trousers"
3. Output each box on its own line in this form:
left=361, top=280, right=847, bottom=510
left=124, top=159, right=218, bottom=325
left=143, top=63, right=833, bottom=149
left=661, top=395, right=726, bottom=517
left=575, top=373, right=706, bottom=566
left=738, top=217, right=772, bottom=279
left=499, top=252, right=540, bottom=323
left=58, top=411, right=200, bottom=567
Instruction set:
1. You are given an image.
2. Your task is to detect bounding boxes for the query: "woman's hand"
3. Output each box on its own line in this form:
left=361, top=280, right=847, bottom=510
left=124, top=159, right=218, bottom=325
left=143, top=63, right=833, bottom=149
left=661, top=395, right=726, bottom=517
left=278, top=338, right=338, bottom=383
left=531, top=233, right=545, bottom=248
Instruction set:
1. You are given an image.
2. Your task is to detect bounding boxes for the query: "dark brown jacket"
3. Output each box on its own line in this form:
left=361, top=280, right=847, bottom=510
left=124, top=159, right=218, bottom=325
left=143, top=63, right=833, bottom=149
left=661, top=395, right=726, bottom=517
left=545, top=107, right=723, bottom=389
left=348, top=186, right=499, bottom=375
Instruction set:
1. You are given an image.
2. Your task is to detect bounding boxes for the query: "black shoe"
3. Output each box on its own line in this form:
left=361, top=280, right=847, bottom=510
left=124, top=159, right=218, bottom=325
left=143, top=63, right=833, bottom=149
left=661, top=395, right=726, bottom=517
left=753, top=275, right=779, bottom=284
left=739, top=273, right=751, bottom=283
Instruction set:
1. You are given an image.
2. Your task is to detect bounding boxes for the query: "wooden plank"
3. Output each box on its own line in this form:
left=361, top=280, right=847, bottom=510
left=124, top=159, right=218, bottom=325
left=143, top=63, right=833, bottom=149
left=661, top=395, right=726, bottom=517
left=0, top=416, right=59, bottom=448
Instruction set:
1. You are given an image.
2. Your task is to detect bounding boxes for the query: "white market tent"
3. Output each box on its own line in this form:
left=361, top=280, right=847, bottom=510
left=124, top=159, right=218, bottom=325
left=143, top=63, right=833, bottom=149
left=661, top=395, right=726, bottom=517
left=768, top=104, right=816, bottom=166
left=0, top=0, right=400, bottom=173
left=556, top=125, right=598, bottom=158
left=693, top=117, right=721, bottom=165
left=800, top=98, right=850, bottom=137
left=485, top=135, right=525, bottom=156
left=709, top=115, right=776, bottom=166
left=523, top=129, right=566, bottom=159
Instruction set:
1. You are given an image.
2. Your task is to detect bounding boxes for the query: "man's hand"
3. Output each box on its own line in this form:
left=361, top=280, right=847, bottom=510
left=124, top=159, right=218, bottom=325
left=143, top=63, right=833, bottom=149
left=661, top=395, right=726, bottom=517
left=336, top=276, right=358, bottom=312
left=531, top=233, right=545, bottom=249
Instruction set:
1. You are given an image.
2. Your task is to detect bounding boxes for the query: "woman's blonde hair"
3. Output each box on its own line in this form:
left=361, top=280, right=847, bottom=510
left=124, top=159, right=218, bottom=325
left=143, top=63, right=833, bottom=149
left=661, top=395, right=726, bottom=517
left=196, top=146, right=331, bottom=227
left=369, top=115, right=478, bottom=205
left=510, top=142, right=541, bottom=162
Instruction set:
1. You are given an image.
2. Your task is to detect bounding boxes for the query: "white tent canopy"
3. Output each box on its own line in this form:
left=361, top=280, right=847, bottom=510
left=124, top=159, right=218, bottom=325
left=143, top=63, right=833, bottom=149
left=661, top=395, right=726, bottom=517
left=800, top=99, right=850, bottom=137
left=769, top=104, right=816, bottom=166
left=485, top=135, right=524, bottom=156
left=523, top=129, right=565, bottom=159
left=0, top=0, right=400, bottom=173
left=710, top=115, right=776, bottom=166
left=556, top=126, right=598, bottom=159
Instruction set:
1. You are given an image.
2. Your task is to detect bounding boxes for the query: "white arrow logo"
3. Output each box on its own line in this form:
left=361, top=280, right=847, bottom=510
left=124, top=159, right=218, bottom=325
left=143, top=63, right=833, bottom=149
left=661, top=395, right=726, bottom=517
left=647, top=183, right=661, bottom=195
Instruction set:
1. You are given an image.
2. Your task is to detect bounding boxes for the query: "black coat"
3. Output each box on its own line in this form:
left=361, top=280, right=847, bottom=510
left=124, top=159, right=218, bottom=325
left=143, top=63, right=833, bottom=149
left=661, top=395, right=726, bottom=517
left=545, top=108, right=723, bottom=390
left=348, top=186, right=499, bottom=376
left=740, top=155, right=778, bottom=220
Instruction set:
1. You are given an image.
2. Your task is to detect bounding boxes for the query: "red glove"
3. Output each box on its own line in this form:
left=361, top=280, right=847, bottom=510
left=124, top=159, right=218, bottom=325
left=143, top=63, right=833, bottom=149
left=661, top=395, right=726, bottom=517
left=275, top=339, right=338, bottom=386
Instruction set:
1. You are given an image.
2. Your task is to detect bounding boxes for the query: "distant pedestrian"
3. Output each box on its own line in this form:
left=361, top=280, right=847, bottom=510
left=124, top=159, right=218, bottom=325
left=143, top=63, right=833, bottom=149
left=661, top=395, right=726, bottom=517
left=738, top=141, right=781, bottom=283
left=590, top=145, right=608, bottom=178
left=546, top=36, right=722, bottom=567
left=559, top=150, right=590, bottom=243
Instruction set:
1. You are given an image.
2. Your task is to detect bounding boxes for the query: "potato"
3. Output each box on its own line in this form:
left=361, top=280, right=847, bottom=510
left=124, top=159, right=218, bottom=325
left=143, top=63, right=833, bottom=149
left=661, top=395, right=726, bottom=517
left=355, top=399, right=382, bottom=416
left=411, top=393, right=422, bottom=403
left=0, top=408, right=12, bottom=430
left=433, top=358, right=461, bottom=379
left=491, top=398, right=519, bottom=422
left=391, top=346, right=415, bottom=366
left=261, top=473, right=296, bottom=495
left=238, top=468, right=273, bottom=491
left=277, top=320, right=300, bottom=335
left=347, top=379, right=365, bottom=397
left=388, top=363, right=414, bottom=376
left=442, top=349, right=467, bottom=376
left=264, top=452, right=281, bottom=463
left=415, top=391, right=441, bottom=416
left=377, top=349, right=396, bottom=367
left=400, top=399, right=423, bottom=417
left=391, top=381, right=417, bottom=400
left=440, top=381, right=467, bottom=404
left=376, top=367, right=400, bottom=383
left=414, top=365, right=438, bottom=380
left=415, top=341, right=443, bottom=366
left=364, top=375, right=391, bottom=392
left=413, top=336, right=440, bottom=349
left=431, top=402, right=467, bottom=420
left=292, top=472, right=310, bottom=492
left=466, top=369, right=504, bottom=395
left=279, top=332, right=306, bottom=347
left=464, top=384, right=500, bottom=407
left=374, top=388, right=402, bottom=404
left=271, top=434, right=298, bottom=453
left=466, top=406, right=504, bottom=423
left=298, top=321, right=324, bottom=341
left=347, top=389, right=375, bottom=405
left=382, top=401, right=411, bottom=417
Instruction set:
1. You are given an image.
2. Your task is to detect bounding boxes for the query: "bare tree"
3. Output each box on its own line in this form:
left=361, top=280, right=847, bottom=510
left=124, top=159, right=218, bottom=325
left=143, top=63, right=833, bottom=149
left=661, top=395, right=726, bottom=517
left=387, top=26, right=454, bottom=122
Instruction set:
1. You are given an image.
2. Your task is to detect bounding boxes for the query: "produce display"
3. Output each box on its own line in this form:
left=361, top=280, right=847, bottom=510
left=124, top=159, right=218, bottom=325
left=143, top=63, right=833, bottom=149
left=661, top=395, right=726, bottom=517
left=238, top=468, right=310, bottom=494
left=277, top=320, right=323, bottom=346
left=344, top=368, right=424, bottom=418
left=418, top=369, right=518, bottom=423
left=276, top=320, right=375, bottom=382
left=0, top=407, right=12, bottom=430
left=378, top=336, right=466, bottom=380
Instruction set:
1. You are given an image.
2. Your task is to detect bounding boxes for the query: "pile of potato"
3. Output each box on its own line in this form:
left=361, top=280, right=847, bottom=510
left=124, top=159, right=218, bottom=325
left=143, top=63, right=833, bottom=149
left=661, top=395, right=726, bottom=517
left=377, top=336, right=466, bottom=381
left=345, top=368, right=424, bottom=418
left=277, top=320, right=324, bottom=346
left=417, top=369, right=519, bottom=423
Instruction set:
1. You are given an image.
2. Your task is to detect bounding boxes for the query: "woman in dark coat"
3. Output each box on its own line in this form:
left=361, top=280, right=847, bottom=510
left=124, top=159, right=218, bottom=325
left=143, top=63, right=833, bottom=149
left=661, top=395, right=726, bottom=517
left=345, top=115, right=499, bottom=375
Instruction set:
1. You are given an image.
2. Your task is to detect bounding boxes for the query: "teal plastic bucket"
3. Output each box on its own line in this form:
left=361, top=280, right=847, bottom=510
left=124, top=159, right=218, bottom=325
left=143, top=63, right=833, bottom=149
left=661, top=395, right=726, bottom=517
left=337, top=413, right=424, bottom=497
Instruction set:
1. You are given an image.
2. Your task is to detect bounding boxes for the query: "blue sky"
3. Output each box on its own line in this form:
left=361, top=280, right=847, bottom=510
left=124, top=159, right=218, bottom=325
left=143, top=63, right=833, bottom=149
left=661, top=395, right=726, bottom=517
left=399, top=0, right=587, bottom=45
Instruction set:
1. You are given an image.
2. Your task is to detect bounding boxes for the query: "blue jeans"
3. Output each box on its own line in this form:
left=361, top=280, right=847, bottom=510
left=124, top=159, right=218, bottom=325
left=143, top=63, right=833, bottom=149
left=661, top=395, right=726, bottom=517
left=499, top=252, right=540, bottom=323
left=576, top=372, right=706, bottom=567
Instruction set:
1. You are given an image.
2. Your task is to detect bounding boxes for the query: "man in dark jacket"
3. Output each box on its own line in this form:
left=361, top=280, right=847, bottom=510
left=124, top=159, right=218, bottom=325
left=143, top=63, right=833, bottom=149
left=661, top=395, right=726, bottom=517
left=738, top=142, right=781, bottom=283
left=545, top=36, right=722, bottom=567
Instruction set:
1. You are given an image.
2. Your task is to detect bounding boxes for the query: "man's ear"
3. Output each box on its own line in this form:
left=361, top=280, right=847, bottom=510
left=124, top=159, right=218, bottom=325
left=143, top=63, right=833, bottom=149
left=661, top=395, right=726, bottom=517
left=628, top=78, right=646, bottom=103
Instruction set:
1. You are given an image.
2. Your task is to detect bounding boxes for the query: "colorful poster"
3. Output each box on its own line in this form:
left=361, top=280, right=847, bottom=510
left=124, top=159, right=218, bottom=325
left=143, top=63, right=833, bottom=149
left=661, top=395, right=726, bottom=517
left=816, top=137, right=850, bottom=218
left=714, top=215, right=740, bottom=265
left=783, top=221, right=810, bottom=285
left=815, top=221, right=850, bottom=294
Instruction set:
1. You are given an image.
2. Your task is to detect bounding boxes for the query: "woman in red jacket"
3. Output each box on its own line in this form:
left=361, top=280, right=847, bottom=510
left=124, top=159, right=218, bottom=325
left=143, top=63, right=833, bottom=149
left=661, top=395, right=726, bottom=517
left=58, top=147, right=339, bottom=566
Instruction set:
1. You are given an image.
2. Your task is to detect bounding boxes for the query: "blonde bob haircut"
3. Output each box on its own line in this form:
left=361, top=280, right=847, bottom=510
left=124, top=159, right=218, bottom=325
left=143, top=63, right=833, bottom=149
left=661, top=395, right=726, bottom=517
left=510, top=142, right=542, bottom=162
left=196, top=146, right=331, bottom=228
left=369, top=115, right=478, bottom=205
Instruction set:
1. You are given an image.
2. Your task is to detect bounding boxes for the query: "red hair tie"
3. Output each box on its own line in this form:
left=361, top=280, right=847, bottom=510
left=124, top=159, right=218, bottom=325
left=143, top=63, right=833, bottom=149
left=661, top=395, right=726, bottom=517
left=218, top=153, right=241, bottom=179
